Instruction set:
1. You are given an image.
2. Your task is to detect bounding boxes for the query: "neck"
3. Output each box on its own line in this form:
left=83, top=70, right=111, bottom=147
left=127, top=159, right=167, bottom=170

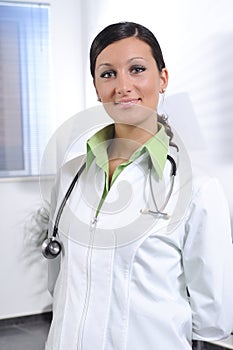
left=108, top=122, right=158, bottom=161
left=114, top=123, right=157, bottom=142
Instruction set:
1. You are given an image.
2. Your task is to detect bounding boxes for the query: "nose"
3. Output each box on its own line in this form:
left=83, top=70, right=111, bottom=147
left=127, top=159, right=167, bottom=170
left=115, top=73, right=132, bottom=95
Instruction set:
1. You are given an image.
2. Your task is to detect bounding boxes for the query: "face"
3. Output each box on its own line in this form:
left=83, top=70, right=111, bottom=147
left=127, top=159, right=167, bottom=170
left=94, top=37, right=168, bottom=127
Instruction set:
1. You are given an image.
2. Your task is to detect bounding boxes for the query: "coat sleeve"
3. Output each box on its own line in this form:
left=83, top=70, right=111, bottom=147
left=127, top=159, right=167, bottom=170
left=182, top=176, right=233, bottom=341
left=46, top=155, right=86, bottom=296
left=47, top=171, right=61, bottom=296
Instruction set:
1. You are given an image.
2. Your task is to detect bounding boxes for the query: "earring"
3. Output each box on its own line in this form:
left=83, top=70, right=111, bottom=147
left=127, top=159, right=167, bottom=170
left=158, top=88, right=166, bottom=117
left=160, top=88, right=166, bottom=106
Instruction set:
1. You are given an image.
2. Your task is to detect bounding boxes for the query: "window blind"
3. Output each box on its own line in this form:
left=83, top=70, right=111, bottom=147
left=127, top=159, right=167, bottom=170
left=0, top=2, right=51, bottom=177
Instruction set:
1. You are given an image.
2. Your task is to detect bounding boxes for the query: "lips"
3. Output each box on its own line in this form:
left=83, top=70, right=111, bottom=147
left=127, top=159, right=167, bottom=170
left=114, top=98, right=140, bottom=106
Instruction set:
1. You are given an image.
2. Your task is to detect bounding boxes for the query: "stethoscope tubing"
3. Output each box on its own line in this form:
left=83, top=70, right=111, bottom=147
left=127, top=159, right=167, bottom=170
left=52, top=162, right=86, bottom=238
left=42, top=154, right=176, bottom=259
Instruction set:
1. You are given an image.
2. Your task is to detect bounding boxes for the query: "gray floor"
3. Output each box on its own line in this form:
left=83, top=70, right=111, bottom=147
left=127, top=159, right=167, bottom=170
left=0, top=313, right=51, bottom=350
left=0, top=313, right=227, bottom=350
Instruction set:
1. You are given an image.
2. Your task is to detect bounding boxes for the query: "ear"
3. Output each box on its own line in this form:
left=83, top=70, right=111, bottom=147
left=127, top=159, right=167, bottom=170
left=159, top=68, right=169, bottom=93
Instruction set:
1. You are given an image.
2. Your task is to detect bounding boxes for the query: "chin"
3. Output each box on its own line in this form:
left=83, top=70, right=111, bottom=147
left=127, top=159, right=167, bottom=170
left=103, top=101, right=156, bottom=124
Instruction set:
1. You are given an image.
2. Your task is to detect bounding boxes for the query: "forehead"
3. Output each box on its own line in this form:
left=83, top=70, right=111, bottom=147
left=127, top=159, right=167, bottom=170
left=95, top=37, right=153, bottom=66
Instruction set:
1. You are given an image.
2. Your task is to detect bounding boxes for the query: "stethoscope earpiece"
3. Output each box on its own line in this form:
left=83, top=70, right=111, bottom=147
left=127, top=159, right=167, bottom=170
left=42, top=237, right=62, bottom=259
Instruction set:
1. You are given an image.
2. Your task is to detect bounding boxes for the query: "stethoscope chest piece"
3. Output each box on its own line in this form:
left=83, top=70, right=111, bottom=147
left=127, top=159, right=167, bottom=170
left=42, top=236, right=62, bottom=259
left=41, top=155, right=177, bottom=259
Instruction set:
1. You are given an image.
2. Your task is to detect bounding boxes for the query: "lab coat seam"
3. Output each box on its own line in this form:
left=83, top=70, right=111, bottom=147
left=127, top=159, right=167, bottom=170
left=49, top=249, right=68, bottom=349
left=77, top=224, right=96, bottom=349
left=101, top=240, right=116, bottom=349
left=123, top=241, right=149, bottom=348
left=57, top=232, right=72, bottom=350
left=121, top=250, right=136, bottom=350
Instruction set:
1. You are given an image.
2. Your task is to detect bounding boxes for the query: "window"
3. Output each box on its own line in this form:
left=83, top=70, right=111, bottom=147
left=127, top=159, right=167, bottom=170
left=0, top=2, right=51, bottom=177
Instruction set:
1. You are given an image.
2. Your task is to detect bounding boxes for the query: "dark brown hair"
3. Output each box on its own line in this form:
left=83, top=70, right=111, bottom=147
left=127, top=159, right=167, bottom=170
left=90, top=21, right=165, bottom=79
left=90, top=22, right=177, bottom=149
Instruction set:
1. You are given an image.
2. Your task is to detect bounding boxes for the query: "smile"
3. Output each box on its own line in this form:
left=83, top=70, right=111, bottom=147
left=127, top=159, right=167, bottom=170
left=114, top=99, right=140, bottom=107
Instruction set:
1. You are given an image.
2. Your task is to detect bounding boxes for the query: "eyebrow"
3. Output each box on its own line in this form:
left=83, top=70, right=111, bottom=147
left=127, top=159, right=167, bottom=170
left=96, top=56, right=146, bottom=70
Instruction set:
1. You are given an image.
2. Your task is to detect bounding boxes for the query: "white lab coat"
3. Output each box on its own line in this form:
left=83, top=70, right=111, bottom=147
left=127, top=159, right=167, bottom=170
left=45, top=150, right=233, bottom=350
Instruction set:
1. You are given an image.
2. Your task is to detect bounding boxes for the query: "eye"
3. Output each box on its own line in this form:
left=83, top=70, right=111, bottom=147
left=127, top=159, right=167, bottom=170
left=100, top=70, right=116, bottom=78
left=131, top=65, right=146, bottom=74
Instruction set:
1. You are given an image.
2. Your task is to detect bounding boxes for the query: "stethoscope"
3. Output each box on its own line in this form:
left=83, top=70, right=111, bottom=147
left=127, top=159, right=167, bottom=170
left=42, top=155, right=177, bottom=259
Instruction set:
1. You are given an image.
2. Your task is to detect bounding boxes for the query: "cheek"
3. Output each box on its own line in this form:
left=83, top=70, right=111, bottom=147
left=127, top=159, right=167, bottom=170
left=142, top=80, right=159, bottom=97
left=140, top=74, right=160, bottom=92
left=141, top=79, right=160, bottom=109
left=95, top=82, right=112, bottom=100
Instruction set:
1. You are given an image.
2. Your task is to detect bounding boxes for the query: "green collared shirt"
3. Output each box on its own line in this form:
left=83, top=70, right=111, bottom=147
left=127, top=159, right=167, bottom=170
left=86, top=124, right=169, bottom=214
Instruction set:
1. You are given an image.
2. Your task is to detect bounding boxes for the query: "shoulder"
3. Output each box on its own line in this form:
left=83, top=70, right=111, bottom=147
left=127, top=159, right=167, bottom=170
left=53, top=154, right=86, bottom=193
left=191, top=166, right=225, bottom=201
left=61, top=155, right=86, bottom=174
left=186, top=167, right=230, bottom=224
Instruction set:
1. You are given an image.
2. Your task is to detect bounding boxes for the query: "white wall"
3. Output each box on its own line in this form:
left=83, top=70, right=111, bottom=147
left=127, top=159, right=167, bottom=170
left=0, top=0, right=86, bottom=319
left=0, top=179, right=52, bottom=318
left=49, top=0, right=85, bottom=128
left=0, top=0, right=232, bottom=319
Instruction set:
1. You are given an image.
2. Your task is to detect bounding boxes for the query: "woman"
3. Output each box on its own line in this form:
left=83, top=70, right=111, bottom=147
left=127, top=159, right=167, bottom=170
left=44, top=22, right=233, bottom=349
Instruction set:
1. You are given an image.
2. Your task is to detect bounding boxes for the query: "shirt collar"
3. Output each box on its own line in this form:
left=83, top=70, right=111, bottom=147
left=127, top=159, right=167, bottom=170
left=86, top=125, right=114, bottom=173
left=86, top=123, right=169, bottom=179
